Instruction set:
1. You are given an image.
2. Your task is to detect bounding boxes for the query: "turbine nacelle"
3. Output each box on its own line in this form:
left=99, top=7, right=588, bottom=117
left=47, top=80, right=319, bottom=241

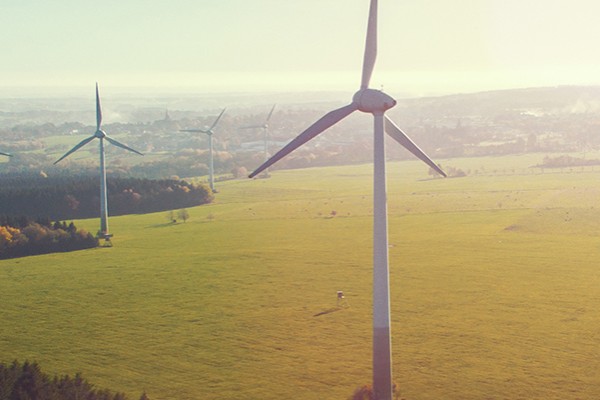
left=353, top=88, right=396, bottom=114
left=95, top=130, right=107, bottom=139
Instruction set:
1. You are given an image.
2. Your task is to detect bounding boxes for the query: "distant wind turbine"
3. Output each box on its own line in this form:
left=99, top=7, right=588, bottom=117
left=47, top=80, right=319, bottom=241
left=240, top=104, right=276, bottom=172
left=54, top=83, right=143, bottom=241
left=249, top=1, right=445, bottom=399
left=180, top=108, right=226, bottom=193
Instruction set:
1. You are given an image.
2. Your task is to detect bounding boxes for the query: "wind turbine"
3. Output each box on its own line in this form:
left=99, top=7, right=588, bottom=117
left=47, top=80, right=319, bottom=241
left=180, top=108, right=226, bottom=193
left=54, top=83, right=143, bottom=241
left=248, top=1, right=446, bottom=399
left=240, top=104, right=276, bottom=173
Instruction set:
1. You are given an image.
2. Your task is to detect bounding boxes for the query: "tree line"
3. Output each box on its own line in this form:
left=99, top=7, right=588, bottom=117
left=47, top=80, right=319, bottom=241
left=0, top=217, right=97, bottom=260
left=0, top=360, right=148, bottom=400
left=0, top=174, right=213, bottom=221
left=535, top=154, right=600, bottom=169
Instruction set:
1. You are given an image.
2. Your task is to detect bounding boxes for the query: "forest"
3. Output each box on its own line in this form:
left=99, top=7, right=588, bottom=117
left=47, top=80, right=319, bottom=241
left=0, top=174, right=213, bottom=221
left=0, top=217, right=97, bottom=259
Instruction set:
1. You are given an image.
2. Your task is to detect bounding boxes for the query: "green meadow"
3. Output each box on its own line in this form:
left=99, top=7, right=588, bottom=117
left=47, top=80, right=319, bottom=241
left=1, top=155, right=600, bottom=399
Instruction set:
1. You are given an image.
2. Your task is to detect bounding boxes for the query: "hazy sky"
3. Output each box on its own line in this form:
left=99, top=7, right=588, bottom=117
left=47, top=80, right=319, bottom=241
left=1, top=0, right=600, bottom=96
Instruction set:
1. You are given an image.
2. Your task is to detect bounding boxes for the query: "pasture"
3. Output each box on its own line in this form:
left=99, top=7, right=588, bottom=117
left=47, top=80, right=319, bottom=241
left=1, top=155, right=600, bottom=399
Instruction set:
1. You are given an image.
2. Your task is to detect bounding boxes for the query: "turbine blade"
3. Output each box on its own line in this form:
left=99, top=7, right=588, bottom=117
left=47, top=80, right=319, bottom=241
left=361, top=0, right=378, bottom=89
left=265, top=104, right=276, bottom=123
left=104, top=136, right=144, bottom=156
left=0, top=151, right=11, bottom=157
left=249, top=103, right=358, bottom=178
left=384, top=116, right=446, bottom=177
left=209, top=108, right=227, bottom=131
left=96, top=82, right=102, bottom=130
left=54, top=136, right=96, bottom=164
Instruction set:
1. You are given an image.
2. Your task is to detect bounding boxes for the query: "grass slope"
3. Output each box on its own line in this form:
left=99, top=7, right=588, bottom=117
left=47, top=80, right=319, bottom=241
left=1, top=156, right=600, bottom=399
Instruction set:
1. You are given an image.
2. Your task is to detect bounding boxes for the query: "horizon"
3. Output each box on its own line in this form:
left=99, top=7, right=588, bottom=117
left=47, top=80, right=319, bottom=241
left=2, top=81, right=600, bottom=101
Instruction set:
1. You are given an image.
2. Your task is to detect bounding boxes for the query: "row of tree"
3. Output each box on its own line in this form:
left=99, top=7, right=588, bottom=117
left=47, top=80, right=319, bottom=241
left=0, top=218, right=97, bottom=259
left=0, top=174, right=213, bottom=221
left=0, top=360, right=148, bottom=400
left=536, top=154, right=600, bottom=168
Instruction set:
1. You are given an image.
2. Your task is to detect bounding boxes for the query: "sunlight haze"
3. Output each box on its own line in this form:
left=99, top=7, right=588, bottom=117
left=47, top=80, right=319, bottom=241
left=1, top=0, right=600, bottom=95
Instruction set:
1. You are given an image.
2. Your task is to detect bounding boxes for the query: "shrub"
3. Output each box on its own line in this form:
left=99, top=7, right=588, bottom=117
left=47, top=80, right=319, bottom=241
left=0, top=360, right=139, bottom=400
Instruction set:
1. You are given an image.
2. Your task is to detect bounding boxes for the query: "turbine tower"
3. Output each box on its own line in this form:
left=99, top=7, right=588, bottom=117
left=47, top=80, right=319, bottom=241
left=240, top=104, right=276, bottom=172
left=54, top=83, right=143, bottom=242
left=249, top=1, right=445, bottom=399
left=180, top=108, right=226, bottom=193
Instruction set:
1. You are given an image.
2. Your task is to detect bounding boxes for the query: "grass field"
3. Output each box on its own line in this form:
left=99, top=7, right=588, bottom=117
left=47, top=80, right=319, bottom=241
left=1, top=155, right=600, bottom=399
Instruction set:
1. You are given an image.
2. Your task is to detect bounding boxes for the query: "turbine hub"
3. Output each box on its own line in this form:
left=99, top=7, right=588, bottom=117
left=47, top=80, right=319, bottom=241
left=352, top=89, right=396, bottom=113
left=95, top=130, right=106, bottom=138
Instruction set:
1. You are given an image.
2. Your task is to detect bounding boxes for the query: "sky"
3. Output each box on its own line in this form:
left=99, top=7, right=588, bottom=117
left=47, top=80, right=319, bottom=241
left=1, top=0, right=600, bottom=97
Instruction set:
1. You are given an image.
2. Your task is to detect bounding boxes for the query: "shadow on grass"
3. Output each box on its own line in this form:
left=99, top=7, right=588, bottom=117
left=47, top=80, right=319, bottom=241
left=149, top=222, right=180, bottom=229
left=313, top=307, right=343, bottom=317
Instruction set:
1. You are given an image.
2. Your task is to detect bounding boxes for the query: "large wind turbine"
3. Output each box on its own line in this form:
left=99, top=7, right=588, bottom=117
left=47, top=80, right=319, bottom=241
left=54, top=83, right=143, bottom=241
left=240, top=104, right=276, bottom=168
left=180, top=108, right=226, bottom=193
left=249, top=1, right=445, bottom=399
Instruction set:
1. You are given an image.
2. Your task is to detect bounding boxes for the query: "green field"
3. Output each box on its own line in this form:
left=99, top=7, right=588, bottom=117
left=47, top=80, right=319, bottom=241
left=1, top=155, right=600, bottom=400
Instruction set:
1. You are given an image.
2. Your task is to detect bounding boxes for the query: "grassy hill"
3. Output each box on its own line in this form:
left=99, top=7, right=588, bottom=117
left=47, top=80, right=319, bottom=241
left=1, top=155, right=599, bottom=399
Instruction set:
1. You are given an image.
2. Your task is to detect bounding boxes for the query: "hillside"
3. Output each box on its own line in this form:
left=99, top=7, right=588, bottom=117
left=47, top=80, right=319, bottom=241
left=1, top=155, right=599, bottom=399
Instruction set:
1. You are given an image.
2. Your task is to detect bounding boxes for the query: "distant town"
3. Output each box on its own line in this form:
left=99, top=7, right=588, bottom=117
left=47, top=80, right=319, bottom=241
left=2, top=85, right=600, bottom=180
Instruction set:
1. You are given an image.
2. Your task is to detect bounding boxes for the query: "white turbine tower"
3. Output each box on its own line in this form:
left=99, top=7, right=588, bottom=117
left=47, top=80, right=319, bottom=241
left=54, top=83, right=143, bottom=242
left=180, top=108, right=226, bottom=193
left=249, top=1, right=445, bottom=399
left=240, top=104, right=276, bottom=169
